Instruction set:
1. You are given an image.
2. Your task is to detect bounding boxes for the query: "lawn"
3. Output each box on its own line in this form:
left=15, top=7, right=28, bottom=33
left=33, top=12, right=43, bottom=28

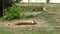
left=0, top=4, right=60, bottom=34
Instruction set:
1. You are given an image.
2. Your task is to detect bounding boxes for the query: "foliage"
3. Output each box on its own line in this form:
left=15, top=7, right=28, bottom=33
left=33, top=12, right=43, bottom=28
left=0, top=0, right=14, bottom=17
left=3, top=0, right=14, bottom=9
left=3, top=5, right=21, bottom=20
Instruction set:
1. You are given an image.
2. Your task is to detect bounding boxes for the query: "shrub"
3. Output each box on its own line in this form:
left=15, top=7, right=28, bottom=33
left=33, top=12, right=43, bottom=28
left=4, top=5, right=21, bottom=20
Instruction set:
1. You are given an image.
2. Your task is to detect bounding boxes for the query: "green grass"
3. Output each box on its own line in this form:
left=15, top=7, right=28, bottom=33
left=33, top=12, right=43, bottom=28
left=0, top=26, right=60, bottom=34
left=46, top=31, right=59, bottom=34
left=41, top=12, right=56, bottom=23
left=44, top=4, right=60, bottom=12
left=0, top=4, right=60, bottom=34
left=0, top=29, right=12, bottom=34
left=19, top=4, right=60, bottom=12
left=0, top=28, right=13, bottom=34
left=20, top=6, right=42, bottom=11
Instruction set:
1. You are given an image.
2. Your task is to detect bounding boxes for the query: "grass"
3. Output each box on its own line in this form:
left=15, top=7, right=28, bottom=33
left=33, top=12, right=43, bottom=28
left=25, top=14, right=35, bottom=18
left=41, top=12, right=56, bottom=23
left=46, top=31, right=59, bottom=34
left=0, top=29, right=12, bottom=34
left=20, top=6, right=43, bottom=11
left=0, top=26, right=60, bottom=34
left=0, top=27, right=44, bottom=34
left=0, top=27, right=13, bottom=34
left=45, top=28, right=60, bottom=34
left=0, top=4, right=60, bottom=34
left=45, top=6, right=60, bottom=12
left=19, top=4, right=60, bottom=12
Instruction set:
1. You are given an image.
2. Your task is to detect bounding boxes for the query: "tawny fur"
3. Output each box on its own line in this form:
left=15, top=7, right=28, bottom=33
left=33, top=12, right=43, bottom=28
left=33, top=6, right=44, bottom=11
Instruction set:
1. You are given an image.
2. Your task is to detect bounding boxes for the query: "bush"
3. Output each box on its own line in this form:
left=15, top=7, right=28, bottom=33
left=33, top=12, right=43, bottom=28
left=4, top=5, right=21, bottom=20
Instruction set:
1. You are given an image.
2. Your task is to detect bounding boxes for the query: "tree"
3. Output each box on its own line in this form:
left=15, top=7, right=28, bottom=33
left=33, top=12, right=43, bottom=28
left=0, top=0, right=3, bottom=17
left=16, top=0, right=22, bottom=3
left=46, top=0, right=50, bottom=4
left=3, top=0, right=14, bottom=9
left=28, top=0, right=30, bottom=6
left=44, top=0, right=50, bottom=11
left=0, top=0, right=14, bottom=17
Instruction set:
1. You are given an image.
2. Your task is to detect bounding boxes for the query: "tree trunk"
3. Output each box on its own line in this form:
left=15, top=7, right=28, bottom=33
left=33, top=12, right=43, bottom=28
left=28, top=0, right=30, bottom=7
left=46, top=0, right=50, bottom=4
left=28, top=0, right=29, bottom=6
left=16, top=0, right=22, bottom=3
left=0, top=0, right=3, bottom=17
